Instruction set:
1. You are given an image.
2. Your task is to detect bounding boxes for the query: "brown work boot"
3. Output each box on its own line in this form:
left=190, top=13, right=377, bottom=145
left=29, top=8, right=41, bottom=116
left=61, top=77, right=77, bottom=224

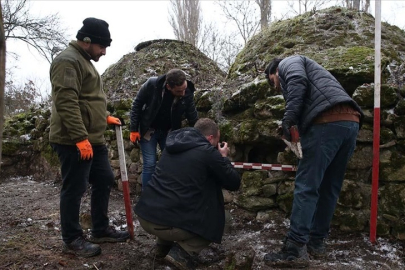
left=165, top=243, right=198, bottom=270
left=62, top=236, right=101, bottom=258
left=150, top=243, right=173, bottom=259
left=89, top=226, right=130, bottom=243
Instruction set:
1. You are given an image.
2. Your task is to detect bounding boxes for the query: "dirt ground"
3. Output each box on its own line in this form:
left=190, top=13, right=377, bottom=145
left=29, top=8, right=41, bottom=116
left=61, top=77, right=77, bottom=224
left=0, top=176, right=404, bottom=270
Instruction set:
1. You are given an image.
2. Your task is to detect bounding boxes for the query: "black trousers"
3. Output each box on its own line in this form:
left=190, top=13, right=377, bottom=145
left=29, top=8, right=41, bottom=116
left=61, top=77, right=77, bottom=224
left=51, top=143, right=114, bottom=243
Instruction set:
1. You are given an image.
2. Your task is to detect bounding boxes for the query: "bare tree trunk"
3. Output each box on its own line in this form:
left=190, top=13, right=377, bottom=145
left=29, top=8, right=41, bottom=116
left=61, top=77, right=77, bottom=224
left=363, top=0, right=370, bottom=12
left=255, top=0, right=272, bottom=29
left=0, top=2, right=5, bottom=171
left=353, top=0, right=361, bottom=10
left=299, top=0, right=302, bottom=14
left=345, top=0, right=361, bottom=10
left=168, top=0, right=201, bottom=47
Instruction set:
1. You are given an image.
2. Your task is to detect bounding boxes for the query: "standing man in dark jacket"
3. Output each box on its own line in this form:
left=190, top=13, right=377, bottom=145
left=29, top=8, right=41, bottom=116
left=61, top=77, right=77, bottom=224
left=129, top=69, right=198, bottom=190
left=135, top=118, right=241, bottom=269
left=49, top=18, right=129, bottom=258
left=263, top=56, right=363, bottom=268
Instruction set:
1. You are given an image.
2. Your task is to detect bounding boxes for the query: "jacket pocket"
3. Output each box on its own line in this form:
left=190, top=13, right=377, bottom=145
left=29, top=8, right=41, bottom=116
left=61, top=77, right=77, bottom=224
left=79, top=100, right=93, bottom=131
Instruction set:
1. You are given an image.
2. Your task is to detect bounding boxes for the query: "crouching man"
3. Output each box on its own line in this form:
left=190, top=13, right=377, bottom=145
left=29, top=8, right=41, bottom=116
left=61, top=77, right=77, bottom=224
left=134, top=118, right=241, bottom=269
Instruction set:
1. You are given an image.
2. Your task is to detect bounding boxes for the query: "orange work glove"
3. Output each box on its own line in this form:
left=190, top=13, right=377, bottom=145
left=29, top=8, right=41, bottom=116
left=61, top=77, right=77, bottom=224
left=76, top=139, right=93, bottom=160
left=130, top=132, right=141, bottom=144
left=107, top=115, right=121, bottom=125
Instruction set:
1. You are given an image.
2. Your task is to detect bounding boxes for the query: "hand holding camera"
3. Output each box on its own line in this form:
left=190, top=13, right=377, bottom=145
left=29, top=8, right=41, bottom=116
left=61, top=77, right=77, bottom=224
left=218, top=142, right=229, bottom=158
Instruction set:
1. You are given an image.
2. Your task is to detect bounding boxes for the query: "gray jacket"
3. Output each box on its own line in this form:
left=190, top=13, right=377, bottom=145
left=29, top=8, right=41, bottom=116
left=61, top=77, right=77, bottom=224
left=278, top=55, right=363, bottom=134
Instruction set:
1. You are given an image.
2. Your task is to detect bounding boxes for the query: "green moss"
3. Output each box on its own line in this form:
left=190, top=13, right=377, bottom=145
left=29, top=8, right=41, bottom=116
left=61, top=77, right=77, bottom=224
left=379, top=184, right=405, bottom=215
left=380, top=127, right=395, bottom=145
left=41, top=144, right=60, bottom=167
left=380, top=152, right=405, bottom=181
left=219, top=121, right=234, bottom=142
left=353, top=84, right=398, bottom=109
left=241, top=171, right=268, bottom=196
left=392, top=223, right=405, bottom=240
left=334, top=209, right=367, bottom=231
left=376, top=218, right=391, bottom=236
left=122, top=129, right=131, bottom=140
left=224, top=257, right=237, bottom=270
left=276, top=191, right=294, bottom=214
left=395, top=99, right=405, bottom=116
left=2, top=141, right=20, bottom=155
left=104, top=129, right=116, bottom=140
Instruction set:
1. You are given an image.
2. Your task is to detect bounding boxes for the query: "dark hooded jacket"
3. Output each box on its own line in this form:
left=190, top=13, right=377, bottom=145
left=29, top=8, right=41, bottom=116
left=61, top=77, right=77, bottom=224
left=278, top=55, right=364, bottom=134
left=134, top=127, right=241, bottom=243
left=130, top=74, right=198, bottom=137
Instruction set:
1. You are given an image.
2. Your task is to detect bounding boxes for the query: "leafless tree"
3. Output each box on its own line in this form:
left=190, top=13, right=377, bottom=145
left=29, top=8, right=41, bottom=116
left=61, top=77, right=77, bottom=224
left=287, top=0, right=329, bottom=15
left=2, top=0, right=68, bottom=63
left=4, top=77, right=43, bottom=116
left=168, top=0, right=201, bottom=47
left=0, top=2, right=5, bottom=171
left=198, top=22, right=242, bottom=72
left=255, top=0, right=272, bottom=29
left=343, top=0, right=370, bottom=11
left=217, top=0, right=260, bottom=45
left=363, top=0, right=370, bottom=12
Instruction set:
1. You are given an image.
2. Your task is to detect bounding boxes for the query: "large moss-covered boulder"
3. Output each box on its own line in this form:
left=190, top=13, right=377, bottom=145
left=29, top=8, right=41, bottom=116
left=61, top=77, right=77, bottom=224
left=102, top=39, right=226, bottom=102
left=227, top=7, right=403, bottom=93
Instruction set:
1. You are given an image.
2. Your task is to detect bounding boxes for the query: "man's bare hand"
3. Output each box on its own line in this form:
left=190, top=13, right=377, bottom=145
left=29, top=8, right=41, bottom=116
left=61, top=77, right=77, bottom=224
left=218, top=142, right=230, bottom=157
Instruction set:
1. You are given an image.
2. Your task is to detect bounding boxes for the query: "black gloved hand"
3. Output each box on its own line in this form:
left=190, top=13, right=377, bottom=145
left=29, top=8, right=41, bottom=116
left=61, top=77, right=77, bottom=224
left=282, top=120, right=293, bottom=141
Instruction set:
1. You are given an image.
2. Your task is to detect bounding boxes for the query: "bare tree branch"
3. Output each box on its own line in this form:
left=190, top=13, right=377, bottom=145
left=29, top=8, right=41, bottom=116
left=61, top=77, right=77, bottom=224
left=344, top=0, right=369, bottom=11
left=287, top=0, right=329, bottom=15
left=254, top=0, right=272, bottom=29
left=198, top=21, right=242, bottom=72
left=217, top=0, right=260, bottom=45
left=168, top=0, right=201, bottom=46
left=2, top=0, right=68, bottom=63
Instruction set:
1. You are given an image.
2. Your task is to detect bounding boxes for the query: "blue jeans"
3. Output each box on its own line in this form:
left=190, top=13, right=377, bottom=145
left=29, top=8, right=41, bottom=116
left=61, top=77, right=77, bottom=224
left=50, top=143, right=114, bottom=243
left=140, top=129, right=167, bottom=190
left=287, top=121, right=359, bottom=244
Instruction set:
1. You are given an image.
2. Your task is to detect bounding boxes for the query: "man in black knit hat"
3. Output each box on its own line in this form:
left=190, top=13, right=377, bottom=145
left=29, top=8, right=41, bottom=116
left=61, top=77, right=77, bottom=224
left=49, top=17, right=129, bottom=258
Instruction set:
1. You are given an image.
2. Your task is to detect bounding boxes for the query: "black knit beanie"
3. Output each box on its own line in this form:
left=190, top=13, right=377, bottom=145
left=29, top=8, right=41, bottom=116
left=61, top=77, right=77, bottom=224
left=76, top=17, right=112, bottom=47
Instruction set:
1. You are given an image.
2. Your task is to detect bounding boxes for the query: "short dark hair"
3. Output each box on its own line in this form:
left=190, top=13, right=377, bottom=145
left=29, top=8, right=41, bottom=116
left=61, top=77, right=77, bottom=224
left=264, top=58, right=283, bottom=86
left=165, top=69, right=186, bottom=88
left=194, top=118, right=219, bottom=138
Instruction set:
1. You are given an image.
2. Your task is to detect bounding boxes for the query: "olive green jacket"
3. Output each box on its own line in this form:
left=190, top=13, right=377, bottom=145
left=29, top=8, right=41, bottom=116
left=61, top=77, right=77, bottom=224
left=49, top=41, right=108, bottom=145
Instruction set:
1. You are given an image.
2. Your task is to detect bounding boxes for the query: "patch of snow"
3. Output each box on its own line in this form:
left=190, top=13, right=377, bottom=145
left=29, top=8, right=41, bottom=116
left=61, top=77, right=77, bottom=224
left=20, top=134, right=31, bottom=141
left=231, top=89, right=241, bottom=97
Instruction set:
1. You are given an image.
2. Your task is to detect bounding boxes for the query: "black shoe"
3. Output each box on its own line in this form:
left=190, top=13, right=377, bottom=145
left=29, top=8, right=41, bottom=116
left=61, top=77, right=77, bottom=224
left=264, top=238, right=309, bottom=268
left=307, top=238, right=326, bottom=259
left=62, top=236, right=101, bottom=258
left=165, top=243, right=198, bottom=270
left=89, top=226, right=130, bottom=243
left=150, top=243, right=173, bottom=259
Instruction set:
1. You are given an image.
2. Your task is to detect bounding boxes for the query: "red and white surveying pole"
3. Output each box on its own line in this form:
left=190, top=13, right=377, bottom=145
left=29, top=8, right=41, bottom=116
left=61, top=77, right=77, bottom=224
left=116, top=125, right=134, bottom=240
left=370, top=0, right=381, bottom=244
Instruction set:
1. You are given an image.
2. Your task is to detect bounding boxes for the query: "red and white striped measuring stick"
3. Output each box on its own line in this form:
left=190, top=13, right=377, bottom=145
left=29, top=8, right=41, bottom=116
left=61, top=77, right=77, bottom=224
left=231, top=162, right=297, bottom=171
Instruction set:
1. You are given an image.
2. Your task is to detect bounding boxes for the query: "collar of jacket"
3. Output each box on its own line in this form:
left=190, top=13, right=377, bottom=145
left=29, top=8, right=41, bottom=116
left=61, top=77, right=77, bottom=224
left=69, top=40, right=92, bottom=61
